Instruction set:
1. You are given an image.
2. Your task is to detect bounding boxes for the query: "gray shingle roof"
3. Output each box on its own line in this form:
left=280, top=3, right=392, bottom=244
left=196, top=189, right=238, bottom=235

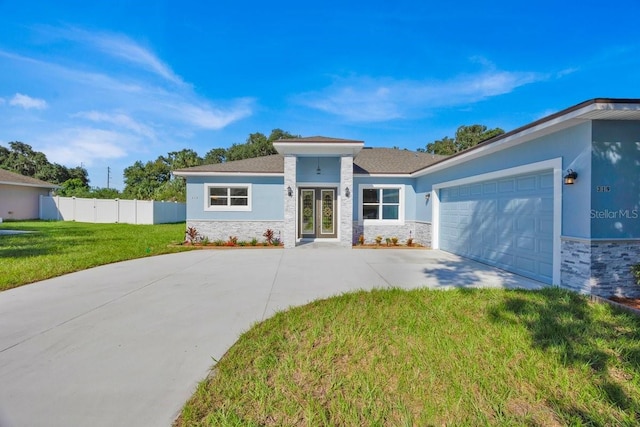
left=0, top=168, right=58, bottom=188
left=354, top=148, right=446, bottom=174
left=174, top=149, right=447, bottom=175
left=175, top=154, right=285, bottom=174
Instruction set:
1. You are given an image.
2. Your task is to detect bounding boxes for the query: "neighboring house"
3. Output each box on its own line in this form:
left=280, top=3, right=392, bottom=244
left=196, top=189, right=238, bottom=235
left=174, top=98, right=640, bottom=298
left=0, top=168, right=58, bottom=220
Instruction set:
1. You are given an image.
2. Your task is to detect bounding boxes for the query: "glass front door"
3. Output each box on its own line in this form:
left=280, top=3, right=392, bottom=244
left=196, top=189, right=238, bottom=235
left=298, top=187, right=337, bottom=238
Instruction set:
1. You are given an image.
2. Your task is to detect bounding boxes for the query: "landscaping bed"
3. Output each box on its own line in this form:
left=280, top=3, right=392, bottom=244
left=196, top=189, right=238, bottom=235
left=352, top=244, right=427, bottom=249
left=609, top=296, right=640, bottom=312
left=178, top=243, right=283, bottom=249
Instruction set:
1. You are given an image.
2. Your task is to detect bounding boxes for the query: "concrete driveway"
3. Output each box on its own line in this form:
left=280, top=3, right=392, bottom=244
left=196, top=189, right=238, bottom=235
left=0, top=248, right=545, bottom=427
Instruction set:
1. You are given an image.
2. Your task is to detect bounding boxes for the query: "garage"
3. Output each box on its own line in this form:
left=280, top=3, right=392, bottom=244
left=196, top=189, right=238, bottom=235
left=438, top=170, right=555, bottom=284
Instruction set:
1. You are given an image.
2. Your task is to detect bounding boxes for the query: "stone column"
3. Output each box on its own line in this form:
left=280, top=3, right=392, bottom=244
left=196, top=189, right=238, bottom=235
left=283, top=155, right=297, bottom=248
left=340, top=155, right=354, bottom=248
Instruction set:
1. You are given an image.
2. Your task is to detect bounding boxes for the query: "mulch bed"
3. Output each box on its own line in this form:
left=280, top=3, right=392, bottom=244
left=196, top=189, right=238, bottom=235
left=353, top=244, right=428, bottom=249
left=171, top=243, right=283, bottom=249
left=609, top=296, right=640, bottom=311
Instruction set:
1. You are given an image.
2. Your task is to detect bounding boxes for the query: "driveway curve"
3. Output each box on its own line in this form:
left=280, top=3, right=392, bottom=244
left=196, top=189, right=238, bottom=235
left=0, top=248, right=545, bottom=427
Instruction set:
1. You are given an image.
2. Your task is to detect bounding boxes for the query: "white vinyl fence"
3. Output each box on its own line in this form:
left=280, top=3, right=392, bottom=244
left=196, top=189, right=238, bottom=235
left=40, top=196, right=186, bottom=224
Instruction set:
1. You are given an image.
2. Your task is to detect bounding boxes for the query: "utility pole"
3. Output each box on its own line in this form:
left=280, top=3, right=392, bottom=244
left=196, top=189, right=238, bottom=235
left=107, top=167, right=111, bottom=189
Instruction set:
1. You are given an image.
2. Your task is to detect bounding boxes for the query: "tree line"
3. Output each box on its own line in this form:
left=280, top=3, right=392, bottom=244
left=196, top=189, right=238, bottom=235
left=1, top=124, right=502, bottom=203
left=0, top=129, right=299, bottom=202
left=418, top=124, right=504, bottom=155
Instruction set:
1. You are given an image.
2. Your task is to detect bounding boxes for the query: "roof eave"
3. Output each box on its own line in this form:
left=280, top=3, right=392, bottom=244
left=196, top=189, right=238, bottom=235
left=173, top=171, right=283, bottom=177
left=413, top=98, right=640, bottom=177
left=0, top=181, right=58, bottom=189
left=354, top=173, right=413, bottom=178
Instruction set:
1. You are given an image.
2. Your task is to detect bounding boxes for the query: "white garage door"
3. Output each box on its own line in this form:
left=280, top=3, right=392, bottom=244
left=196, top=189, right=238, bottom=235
left=439, top=170, right=554, bottom=284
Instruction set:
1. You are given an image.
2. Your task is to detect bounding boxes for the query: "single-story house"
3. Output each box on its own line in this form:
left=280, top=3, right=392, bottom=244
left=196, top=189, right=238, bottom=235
left=0, top=168, right=58, bottom=220
left=174, top=98, right=640, bottom=298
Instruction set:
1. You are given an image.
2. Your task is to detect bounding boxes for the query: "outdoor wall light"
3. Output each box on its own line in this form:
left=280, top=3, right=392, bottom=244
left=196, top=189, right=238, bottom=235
left=425, top=193, right=431, bottom=201
left=287, top=186, right=293, bottom=197
left=564, top=169, right=578, bottom=185
left=345, top=186, right=350, bottom=198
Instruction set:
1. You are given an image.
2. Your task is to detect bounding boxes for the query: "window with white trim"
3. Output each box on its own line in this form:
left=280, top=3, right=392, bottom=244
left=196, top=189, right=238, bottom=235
left=359, top=185, right=404, bottom=223
left=204, top=184, right=251, bottom=211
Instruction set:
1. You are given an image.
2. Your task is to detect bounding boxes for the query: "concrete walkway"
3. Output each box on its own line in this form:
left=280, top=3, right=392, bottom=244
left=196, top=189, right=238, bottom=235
left=0, top=248, right=545, bottom=427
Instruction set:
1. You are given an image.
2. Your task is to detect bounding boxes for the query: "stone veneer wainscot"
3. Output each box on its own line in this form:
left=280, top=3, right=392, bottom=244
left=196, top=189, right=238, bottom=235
left=188, top=220, right=284, bottom=244
left=561, top=237, right=640, bottom=298
left=353, top=221, right=432, bottom=247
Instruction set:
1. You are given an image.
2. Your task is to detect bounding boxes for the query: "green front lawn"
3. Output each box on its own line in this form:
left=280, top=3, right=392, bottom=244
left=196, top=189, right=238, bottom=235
left=0, top=220, right=191, bottom=291
left=177, top=287, right=640, bottom=426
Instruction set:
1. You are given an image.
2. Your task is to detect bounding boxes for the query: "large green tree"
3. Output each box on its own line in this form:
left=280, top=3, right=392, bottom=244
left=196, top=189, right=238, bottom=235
left=123, top=148, right=205, bottom=202
left=56, top=178, right=90, bottom=197
left=123, top=159, right=172, bottom=200
left=121, top=129, right=299, bottom=202
left=424, top=125, right=505, bottom=155
left=224, top=129, right=299, bottom=162
left=203, top=147, right=226, bottom=164
left=0, top=141, right=89, bottom=185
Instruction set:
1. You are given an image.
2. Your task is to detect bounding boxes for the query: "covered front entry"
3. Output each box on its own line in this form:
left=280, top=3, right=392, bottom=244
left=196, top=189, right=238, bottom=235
left=299, top=187, right=337, bottom=239
left=276, top=137, right=362, bottom=248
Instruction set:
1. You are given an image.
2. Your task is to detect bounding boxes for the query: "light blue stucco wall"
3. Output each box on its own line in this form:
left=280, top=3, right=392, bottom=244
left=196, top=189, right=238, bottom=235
left=297, top=157, right=341, bottom=183
left=352, top=176, right=418, bottom=221
left=415, top=122, right=593, bottom=238
left=185, top=175, right=284, bottom=220
left=184, top=121, right=625, bottom=239
left=591, top=120, right=640, bottom=238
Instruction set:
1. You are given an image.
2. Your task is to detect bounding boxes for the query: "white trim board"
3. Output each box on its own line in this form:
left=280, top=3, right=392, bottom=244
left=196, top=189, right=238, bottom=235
left=203, top=183, right=252, bottom=212
left=431, top=158, right=562, bottom=285
left=174, top=172, right=283, bottom=177
left=357, top=184, right=406, bottom=226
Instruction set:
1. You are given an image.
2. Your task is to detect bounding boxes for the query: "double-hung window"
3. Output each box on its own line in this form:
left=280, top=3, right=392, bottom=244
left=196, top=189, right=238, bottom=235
left=204, top=184, right=251, bottom=211
left=360, top=185, right=404, bottom=223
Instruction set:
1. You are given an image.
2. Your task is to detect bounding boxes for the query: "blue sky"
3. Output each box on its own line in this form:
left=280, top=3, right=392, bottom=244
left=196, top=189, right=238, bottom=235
left=1, top=0, right=639, bottom=190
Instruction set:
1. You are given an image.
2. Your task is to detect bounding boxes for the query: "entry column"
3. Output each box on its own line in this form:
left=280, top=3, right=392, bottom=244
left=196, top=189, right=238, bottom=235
left=283, top=155, right=297, bottom=248
left=339, top=155, right=353, bottom=248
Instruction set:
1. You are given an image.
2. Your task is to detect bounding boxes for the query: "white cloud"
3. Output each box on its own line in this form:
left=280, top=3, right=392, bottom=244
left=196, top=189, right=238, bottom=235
left=53, top=27, right=185, bottom=86
left=89, top=33, right=185, bottom=86
left=295, top=68, right=548, bottom=122
left=0, top=36, right=253, bottom=144
left=9, top=93, right=48, bottom=110
left=175, top=98, right=255, bottom=130
left=1, top=26, right=254, bottom=188
left=73, top=111, right=157, bottom=140
left=43, top=128, right=130, bottom=166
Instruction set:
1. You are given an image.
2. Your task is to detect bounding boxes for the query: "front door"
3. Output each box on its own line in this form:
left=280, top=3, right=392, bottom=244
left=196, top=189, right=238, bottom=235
left=299, top=188, right=337, bottom=239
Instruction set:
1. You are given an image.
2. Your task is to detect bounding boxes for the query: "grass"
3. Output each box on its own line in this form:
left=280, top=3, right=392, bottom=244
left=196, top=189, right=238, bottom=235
left=0, top=220, right=191, bottom=291
left=177, top=287, right=640, bottom=426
